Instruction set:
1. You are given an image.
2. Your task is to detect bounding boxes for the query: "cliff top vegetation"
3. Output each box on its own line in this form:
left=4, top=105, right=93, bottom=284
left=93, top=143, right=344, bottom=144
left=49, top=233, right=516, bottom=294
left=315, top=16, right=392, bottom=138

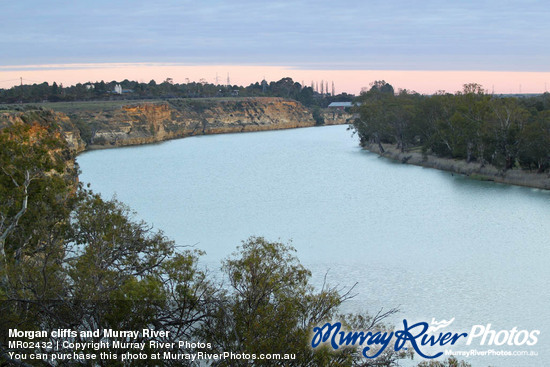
left=0, top=77, right=354, bottom=109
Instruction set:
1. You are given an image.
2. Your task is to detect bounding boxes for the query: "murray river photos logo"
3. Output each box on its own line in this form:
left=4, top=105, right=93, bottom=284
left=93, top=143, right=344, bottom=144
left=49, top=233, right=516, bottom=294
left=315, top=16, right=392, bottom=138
left=311, top=318, right=540, bottom=359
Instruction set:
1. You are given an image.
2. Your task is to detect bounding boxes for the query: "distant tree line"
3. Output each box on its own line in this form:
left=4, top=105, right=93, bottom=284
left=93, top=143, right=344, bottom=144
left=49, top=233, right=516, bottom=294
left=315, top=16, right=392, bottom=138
left=353, top=81, right=550, bottom=173
left=0, top=77, right=354, bottom=109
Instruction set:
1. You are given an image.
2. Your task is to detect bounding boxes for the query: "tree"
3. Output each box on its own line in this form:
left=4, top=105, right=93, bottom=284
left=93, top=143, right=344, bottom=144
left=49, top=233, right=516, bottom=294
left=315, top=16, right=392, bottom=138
left=368, top=80, right=395, bottom=95
left=1, top=189, right=216, bottom=365
left=0, top=117, right=72, bottom=290
left=354, top=82, right=416, bottom=153
left=312, top=106, right=325, bottom=125
left=453, top=86, right=490, bottom=163
left=199, top=237, right=409, bottom=367
left=387, top=90, right=419, bottom=152
left=355, top=85, right=394, bottom=152
left=415, top=92, right=453, bottom=156
left=486, top=97, right=529, bottom=169
left=518, top=111, right=550, bottom=172
left=199, top=237, right=348, bottom=366
left=461, top=83, right=485, bottom=95
left=65, top=191, right=214, bottom=361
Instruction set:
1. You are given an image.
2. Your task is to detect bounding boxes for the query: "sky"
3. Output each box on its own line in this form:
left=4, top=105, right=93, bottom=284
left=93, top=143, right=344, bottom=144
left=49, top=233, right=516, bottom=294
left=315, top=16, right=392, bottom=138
left=1, top=0, right=549, bottom=94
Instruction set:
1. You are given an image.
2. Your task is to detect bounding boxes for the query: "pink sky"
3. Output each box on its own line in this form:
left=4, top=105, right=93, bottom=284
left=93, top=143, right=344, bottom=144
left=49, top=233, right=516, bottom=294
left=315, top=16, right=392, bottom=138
left=1, top=63, right=549, bottom=95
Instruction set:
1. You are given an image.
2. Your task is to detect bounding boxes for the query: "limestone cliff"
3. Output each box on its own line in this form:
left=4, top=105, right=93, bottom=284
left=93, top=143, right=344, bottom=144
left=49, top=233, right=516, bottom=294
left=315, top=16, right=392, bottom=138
left=0, top=109, right=82, bottom=189
left=0, top=109, right=86, bottom=154
left=69, top=97, right=324, bottom=149
left=322, top=109, right=355, bottom=126
left=1, top=98, right=350, bottom=153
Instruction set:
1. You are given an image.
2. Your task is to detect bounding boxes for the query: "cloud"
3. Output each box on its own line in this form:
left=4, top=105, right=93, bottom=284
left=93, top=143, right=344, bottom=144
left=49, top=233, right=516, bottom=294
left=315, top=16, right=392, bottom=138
left=1, top=0, right=548, bottom=71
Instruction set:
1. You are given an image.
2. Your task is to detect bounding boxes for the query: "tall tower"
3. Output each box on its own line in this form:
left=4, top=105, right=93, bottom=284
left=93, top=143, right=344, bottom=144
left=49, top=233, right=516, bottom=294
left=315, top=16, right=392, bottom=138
left=332, top=81, right=335, bottom=96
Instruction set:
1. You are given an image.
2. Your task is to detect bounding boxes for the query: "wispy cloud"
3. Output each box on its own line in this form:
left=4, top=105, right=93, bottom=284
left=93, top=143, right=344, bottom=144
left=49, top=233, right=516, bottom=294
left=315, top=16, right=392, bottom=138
left=1, top=0, right=549, bottom=71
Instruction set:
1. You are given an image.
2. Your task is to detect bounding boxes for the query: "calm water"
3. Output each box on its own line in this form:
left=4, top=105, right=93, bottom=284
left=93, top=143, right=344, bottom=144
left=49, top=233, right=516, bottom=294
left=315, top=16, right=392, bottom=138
left=78, top=125, right=549, bottom=366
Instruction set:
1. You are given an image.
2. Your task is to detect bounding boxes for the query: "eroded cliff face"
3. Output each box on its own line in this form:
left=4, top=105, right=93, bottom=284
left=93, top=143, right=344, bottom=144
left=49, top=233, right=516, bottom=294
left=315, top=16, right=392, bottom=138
left=322, top=109, right=355, bottom=126
left=0, top=109, right=86, bottom=154
left=0, top=110, right=82, bottom=189
left=1, top=98, right=351, bottom=153
left=73, top=97, right=323, bottom=149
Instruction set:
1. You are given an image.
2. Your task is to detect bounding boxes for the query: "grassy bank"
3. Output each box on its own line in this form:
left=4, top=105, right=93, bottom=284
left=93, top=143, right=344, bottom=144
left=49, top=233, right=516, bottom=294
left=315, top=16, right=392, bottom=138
left=365, top=143, right=550, bottom=191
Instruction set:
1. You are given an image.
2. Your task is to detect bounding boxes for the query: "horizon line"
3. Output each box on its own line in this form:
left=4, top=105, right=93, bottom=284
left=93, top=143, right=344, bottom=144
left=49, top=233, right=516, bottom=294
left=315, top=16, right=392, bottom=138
left=2, top=63, right=550, bottom=95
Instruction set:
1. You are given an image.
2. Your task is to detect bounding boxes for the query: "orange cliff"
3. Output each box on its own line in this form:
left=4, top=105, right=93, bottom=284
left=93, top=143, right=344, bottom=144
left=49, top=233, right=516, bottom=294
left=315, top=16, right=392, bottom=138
left=1, top=97, right=353, bottom=152
left=76, top=97, right=350, bottom=149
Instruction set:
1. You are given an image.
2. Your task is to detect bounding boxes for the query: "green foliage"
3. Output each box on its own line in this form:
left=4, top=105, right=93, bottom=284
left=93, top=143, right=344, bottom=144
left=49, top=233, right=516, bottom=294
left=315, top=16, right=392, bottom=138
left=1, top=188, right=214, bottom=365
left=355, top=83, right=420, bottom=153
left=518, top=111, right=550, bottom=172
left=0, top=120, right=74, bottom=292
left=312, top=106, right=325, bottom=125
left=367, top=80, right=395, bottom=95
left=199, top=237, right=348, bottom=366
left=198, top=237, right=415, bottom=367
left=68, top=192, right=172, bottom=300
left=353, top=81, right=550, bottom=172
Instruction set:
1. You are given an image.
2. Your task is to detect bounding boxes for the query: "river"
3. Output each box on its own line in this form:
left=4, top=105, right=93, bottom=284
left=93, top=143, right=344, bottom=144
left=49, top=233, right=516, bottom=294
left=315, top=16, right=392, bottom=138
left=77, top=125, right=549, bottom=366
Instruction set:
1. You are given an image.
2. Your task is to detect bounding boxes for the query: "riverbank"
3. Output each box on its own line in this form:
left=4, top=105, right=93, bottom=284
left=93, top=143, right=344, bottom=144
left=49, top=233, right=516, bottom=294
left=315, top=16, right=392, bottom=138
left=1, top=98, right=353, bottom=155
left=364, top=142, right=550, bottom=190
